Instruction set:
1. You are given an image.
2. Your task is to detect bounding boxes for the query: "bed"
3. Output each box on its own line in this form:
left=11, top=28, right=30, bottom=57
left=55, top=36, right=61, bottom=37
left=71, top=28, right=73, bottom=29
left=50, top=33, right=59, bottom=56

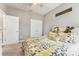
left=22, top=26, right=79, bottom=56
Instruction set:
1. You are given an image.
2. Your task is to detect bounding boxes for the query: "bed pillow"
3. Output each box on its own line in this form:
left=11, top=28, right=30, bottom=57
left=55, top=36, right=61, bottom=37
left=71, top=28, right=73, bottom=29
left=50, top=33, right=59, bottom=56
left=72, top=28, right=79, bottom=33
left=59, top=27, right=65, bottom=32
left=71, top=32, right=79, bottom=43
left=47, top=31, right=61, bottom=42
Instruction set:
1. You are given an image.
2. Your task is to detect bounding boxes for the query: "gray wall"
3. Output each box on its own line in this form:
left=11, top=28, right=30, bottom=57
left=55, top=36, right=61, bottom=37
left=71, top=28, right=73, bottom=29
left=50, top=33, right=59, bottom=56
left=0, top=4, right=6, bottom=12
left=5, top=7, right=44, bottom=40
left=0, top=4, right=6, bottom=27
left=44, top=3, right=79, bottom=35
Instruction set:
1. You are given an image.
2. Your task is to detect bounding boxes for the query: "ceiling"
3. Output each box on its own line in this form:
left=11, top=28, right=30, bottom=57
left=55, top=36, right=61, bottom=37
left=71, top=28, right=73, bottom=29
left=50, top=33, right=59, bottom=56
left=5, top=3, right=62, bottom=15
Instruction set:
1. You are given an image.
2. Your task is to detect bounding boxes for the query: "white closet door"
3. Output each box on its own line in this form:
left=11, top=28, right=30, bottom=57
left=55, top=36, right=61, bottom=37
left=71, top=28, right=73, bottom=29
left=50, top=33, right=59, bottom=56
left=0, top=14, right=2, bottom=44
left=0, top=9, right=6, bottom=55
left=4, top=15, right=19, bottom=45
left=0, top=13, right=3, bottom=56
left=31, top=19, right=42, bottom=37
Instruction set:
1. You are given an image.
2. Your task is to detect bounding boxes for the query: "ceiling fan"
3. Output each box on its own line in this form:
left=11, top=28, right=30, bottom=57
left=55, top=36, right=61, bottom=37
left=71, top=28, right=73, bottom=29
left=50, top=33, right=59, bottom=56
left=32, top=3, right=43, bottom=7
left=27, top=3, right=44, bottom=8
left=16, top=3, right=44, bottom=12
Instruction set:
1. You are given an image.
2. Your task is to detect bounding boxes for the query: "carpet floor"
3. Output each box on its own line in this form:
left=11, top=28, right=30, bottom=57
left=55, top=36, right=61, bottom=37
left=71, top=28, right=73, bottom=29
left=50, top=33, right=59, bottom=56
left=2, top=43, right=24, bottom=56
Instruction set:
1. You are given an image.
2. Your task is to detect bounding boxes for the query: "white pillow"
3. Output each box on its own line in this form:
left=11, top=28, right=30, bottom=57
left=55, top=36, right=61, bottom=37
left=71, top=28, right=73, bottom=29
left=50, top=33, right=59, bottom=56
left=60, top=27, right=65, bottom=31
left=72, top=28, right=79, bottom=32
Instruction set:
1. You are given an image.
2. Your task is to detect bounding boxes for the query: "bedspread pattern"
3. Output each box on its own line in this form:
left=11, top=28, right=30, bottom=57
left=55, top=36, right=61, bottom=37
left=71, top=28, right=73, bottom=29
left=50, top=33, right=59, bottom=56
left=22, top=32, right=79, bottom=56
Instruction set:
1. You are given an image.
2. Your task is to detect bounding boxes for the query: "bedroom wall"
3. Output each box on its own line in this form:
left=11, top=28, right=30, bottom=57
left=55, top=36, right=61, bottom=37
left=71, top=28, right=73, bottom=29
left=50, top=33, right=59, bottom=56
left=5, top=7, right=44, bottom=40
left=0, top=4, right=6, bottom=12
left=44, top=3, right=79, bottom=35
left=0, top=4, right=6, bottom=45
left=0, top=4, right=6, bottom=27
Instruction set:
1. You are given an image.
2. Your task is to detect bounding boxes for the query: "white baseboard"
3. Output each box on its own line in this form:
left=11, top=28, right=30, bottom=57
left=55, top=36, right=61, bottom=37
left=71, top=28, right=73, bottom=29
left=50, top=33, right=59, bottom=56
left=19, top=40, right=25, bottom=43
left=2, top=41, right=19, bottom=46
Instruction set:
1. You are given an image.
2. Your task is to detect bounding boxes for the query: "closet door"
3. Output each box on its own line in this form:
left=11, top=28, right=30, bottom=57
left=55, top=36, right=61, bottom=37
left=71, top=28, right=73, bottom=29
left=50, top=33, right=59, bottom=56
left=31, top=19, right=42, bottom=37
left=0, top=14, right=2, bottom=44
left=4, top=15, right=19, bottom=45
left=0, top=9, right=5, bottom=55
left=0, top=12, right=3, bottom=56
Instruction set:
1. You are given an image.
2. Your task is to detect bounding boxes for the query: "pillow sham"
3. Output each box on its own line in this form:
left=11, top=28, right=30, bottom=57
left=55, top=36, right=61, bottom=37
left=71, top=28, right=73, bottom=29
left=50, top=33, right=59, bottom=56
left=72, top=28, right=79, bottom=32
left=48, top=32, right=57, bottom=41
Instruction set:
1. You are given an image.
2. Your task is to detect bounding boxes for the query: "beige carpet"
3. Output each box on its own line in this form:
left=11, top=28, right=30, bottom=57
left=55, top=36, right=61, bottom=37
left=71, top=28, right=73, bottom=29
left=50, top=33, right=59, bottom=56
left=2, top=43, right=24, bottom=56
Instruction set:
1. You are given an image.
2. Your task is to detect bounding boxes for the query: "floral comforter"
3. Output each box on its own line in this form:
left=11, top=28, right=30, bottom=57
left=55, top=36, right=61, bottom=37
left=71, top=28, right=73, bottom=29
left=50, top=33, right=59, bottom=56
left=22, top=32, right=79, bottom=56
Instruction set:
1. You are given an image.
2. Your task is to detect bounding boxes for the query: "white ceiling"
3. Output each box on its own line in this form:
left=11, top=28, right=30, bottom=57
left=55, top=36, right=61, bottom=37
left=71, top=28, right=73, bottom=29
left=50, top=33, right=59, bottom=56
left=5, top=3, right=62, bottom=15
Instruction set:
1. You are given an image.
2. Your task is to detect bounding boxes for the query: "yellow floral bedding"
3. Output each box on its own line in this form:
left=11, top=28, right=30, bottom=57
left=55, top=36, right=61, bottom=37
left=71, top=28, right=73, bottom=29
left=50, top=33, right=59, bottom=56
left=22, top=36, right=66, bottom=56
left=22, top=32, right=79, bottom=56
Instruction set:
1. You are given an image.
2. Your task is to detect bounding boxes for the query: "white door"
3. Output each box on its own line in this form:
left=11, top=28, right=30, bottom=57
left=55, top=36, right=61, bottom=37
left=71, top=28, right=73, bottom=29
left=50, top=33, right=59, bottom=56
left=31, top=19, right=42, bottom=37
left=0, top=28, right=2, bottom=44
left=4, top=15, right=19, bottom=45
left=0, top=14, right=3, bottom=44
left=0, top=14, right=2, bottom=56
left=0, top=9, right=6, bottom=55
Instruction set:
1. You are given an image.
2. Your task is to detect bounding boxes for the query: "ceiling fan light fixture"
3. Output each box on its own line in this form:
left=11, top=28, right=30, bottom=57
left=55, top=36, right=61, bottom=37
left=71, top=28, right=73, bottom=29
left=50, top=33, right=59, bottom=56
left=32, top=3, right=43, bottom=8
left=33, top=3, right=37, bottom=6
